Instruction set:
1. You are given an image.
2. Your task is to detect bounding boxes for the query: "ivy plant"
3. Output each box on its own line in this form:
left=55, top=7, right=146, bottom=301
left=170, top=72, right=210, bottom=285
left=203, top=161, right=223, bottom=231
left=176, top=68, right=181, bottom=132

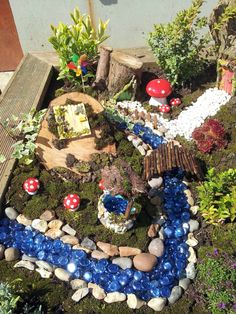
left=0, top=282, right=20, bottom=314
left=197, top=168, right=236, bottom=225
left=0, top=109, right=46, bottom=165
left=49, top=7, right=109, bottom=87
left=148, top=0, right=209, bottom=86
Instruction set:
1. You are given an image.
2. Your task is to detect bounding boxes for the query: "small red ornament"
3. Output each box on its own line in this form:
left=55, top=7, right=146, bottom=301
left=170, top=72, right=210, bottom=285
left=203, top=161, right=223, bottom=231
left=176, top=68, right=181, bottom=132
left=170, top=98, right=181, bottom=106
left=23, top=178, right=40, bottom=195
left=159, top=104, right=171, bottom=113
left=63, top=194, right=80, bottom=211
left=98, top=179, right=105, bottom=190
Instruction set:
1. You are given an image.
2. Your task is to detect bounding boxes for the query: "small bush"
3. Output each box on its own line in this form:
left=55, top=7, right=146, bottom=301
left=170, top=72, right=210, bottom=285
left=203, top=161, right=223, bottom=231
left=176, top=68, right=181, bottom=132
left=49, top=7, right=109, bottom=87
left=197, top=249, right=236, bottom=314
left=192, top=119, right=228, bottom=153
left=197, top=168, right=236, bottom=224
left=148, top=0, right=208, bottom=86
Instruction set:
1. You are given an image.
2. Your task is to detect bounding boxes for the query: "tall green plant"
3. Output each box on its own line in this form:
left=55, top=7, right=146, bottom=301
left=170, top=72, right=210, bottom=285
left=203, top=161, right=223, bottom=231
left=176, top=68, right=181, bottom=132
left=197, top=168, right=236, bottom=224
left=0, top=282, right=20, bottom=314
left=148, top=0, right=209, bottom=86
left=49, top=7, right=109, bottom=86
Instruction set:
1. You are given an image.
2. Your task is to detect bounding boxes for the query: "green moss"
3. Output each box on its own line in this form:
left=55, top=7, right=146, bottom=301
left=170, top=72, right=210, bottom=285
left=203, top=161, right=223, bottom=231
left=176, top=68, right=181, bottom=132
left=23, top=195, right=48, bottom=219
left=212, top=223, right=236, bottom=254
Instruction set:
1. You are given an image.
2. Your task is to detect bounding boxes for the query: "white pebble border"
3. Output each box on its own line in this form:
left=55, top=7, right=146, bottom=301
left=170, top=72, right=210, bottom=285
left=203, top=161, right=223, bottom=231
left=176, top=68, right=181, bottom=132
left=2, top=185, right=199, bottom=310
left=117, top=88, right=231, bottom=141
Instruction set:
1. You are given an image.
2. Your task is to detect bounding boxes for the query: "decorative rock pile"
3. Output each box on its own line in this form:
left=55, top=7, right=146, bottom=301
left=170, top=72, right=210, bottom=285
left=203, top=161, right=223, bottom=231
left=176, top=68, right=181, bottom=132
left=0, top=168, right=200, bottom=311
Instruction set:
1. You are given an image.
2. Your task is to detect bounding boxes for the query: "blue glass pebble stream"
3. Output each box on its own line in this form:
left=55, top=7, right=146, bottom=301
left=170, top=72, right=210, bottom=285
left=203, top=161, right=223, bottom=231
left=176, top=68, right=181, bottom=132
left=0, top=169, right=191, bottom=301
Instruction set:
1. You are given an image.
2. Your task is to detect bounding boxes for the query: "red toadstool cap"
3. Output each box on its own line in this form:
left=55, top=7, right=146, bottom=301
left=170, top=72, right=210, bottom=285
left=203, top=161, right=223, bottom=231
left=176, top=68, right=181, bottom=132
left=23, top=178, right=40, bottom=195
left=98, top=179, right=105, bottom=191
left=170, top=98, right=181, bottom=106
left=146, top=79, right=172, bottom=98
left=63, top=194, right=80, bottom=211
left=159, top=104, right=171, bottom=113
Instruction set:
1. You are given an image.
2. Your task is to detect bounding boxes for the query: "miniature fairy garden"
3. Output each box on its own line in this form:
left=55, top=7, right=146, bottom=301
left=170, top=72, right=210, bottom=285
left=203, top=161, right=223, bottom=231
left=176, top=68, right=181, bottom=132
left=0, top=1, right=236, bottom=313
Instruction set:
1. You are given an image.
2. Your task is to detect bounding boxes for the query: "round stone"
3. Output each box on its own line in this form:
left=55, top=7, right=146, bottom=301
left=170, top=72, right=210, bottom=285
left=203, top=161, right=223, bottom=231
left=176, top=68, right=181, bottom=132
left=104, top=292, right=126, bottom=303
left=48, top=219, right=63, bottom=229
left=54, top=268, right=71, bottom=282
left=112, top=257, right=132, bottom=270
left=32, top=219, right=48, bottom=233
left=91, top=250, right=109, bottom=260
left=40, top=210, right=55, bottom=221
left=148, top=177, right=163, bottom=189
left=188, top=219, right=199, bottom=232
left=72, top=288, right=89, bottom=302
left=148, top=297, right=166, bottom=311
left=119, top=246, right=141, bottom=257
left=88, top=283, right=106, bottom=300
left=4, top=248, right=20, bottom=261
left=71, top=279, right=87, bottom=290
left=148, top=238, right=164, bottom=257
left=60, top=235, right=79, bottom=245
left=133, top=253, right=157, bottom=272
left=179, top=278, right=191, bottom=290
left=168, top=286, right=183, bottom=304
left=127, top=294, right=145, bottom=309
left=5, top=207, right=18, bottom=220
left=16, top=214, right=32, bottom=226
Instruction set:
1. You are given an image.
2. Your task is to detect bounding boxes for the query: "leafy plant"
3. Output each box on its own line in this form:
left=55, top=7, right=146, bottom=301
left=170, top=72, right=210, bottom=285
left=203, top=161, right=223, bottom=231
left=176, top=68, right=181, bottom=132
left=49, top=7, right=109, bottom=87
left=196, top=249, right=236, bottom=314
left=0, top=109, right=46, bottom=165
left=0, top=282, right=20, bottom=314
left=192, top=119, right=228, bottom=153
left=148, top=0, right=209, bottom=86
left=197, top=168, right=236, bottom=224
left=213, top=5, right=236, bottom=31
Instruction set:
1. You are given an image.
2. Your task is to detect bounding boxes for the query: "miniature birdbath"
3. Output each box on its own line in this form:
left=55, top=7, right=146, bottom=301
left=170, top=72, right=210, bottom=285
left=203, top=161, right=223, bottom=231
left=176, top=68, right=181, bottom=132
left=146, top=79, right=172, bottom=107
left=23, top=178, right=40, bottom=195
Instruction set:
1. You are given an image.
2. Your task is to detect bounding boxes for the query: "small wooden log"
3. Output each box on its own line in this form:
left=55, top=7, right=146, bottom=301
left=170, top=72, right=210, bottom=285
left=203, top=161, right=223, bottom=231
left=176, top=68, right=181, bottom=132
left=170, top=141, right=176, bottom=168
left=156, top=150, right=161, bottom=174
left=167, top=143, right=172, bottom=170
left=174, top=145, right=181, bottom=169
left=125, top=200, right=134, bottom=219
left=147, top=112, right=151, bottom=122
left=160, top=144, right=166, bottom=174
left=93, top=46, right=113, bottom=91
left=108, top=51, right=143, bottom=96
left=134, top=109, right=139, bottom=120
left=153, top=115, right=158, bottom=129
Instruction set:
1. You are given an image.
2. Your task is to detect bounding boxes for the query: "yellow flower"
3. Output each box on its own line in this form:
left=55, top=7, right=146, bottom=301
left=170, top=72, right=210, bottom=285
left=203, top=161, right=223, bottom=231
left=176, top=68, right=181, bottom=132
left=76, top=66, right=82, bottom=76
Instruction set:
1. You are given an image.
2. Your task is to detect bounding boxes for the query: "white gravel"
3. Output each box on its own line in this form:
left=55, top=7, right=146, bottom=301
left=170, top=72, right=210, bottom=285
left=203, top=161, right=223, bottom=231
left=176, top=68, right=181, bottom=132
left=117, top=88, right=231, bottom=140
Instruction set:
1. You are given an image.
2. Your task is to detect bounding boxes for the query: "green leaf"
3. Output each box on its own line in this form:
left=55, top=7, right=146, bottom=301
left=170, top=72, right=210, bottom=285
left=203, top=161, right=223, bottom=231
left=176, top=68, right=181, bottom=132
left=0, top=154, right=6, bottom=163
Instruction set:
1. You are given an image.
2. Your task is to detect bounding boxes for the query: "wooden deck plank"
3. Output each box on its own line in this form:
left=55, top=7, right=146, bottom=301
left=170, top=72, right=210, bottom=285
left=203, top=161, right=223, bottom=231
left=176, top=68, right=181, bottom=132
left=0, top=53, right=53, bottom=208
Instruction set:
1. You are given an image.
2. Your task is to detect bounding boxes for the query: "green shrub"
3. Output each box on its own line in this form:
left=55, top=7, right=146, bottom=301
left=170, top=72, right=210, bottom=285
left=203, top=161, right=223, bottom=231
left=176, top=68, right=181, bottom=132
left=148, top=0, right=208, bottom=86
left=0, top=282, right=20, bottom=314
left=197, top=251, right=236, bottom=314
left=197, top=168, right=236, bottom=224
left=49, top=7, right=109, bottom=87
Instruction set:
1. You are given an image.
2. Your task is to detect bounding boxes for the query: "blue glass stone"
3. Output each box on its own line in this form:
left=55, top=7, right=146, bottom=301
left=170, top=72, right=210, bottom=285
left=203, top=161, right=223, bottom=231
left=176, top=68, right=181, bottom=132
left=37, top=250, right=46, bottom=260
left=150, top=287, right=161, bottom=297
left=164, top=226, right=174, bottom=238
left=181, top=211, right=191, bottom=222
left=132, top=280, right=142, bottom=291
left=107, top=264, right=120, bottom=274
left=133, top=270, right=143, bottom=281
left=83, top=271, right=93, bottom=282
left=79, top=258, right=90, bottom=267
left=160, top=286, right=171, bottom=298
left=163, top=261, right=173, bottom=271
left=58, top=256, right=69, bottom=266
left=174, top=227, right=184, bottom=238
left=124, top=268, right=134, bottom=277
left=74, top=270, right=81, bottom=279
left=123, top=286, right=133, bottom=294
left=72, top=249, right=87, bottom=260
left=118, top=274, right=129, bottom=286
left=107, top=281, right=121, bottom=292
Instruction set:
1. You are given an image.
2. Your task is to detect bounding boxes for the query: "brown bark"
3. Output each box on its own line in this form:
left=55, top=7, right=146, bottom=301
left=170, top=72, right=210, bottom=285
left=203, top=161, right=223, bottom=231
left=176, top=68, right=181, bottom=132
left=93, top=46, right=113, bottom=91
left=108, top=51, right=143, bottom=96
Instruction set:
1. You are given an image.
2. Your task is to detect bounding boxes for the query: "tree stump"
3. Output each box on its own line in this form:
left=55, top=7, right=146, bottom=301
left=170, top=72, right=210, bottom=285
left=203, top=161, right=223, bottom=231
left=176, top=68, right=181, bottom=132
left=93, top=46, right=113, bottom=91
left=108, top=51, right=143, bottom=96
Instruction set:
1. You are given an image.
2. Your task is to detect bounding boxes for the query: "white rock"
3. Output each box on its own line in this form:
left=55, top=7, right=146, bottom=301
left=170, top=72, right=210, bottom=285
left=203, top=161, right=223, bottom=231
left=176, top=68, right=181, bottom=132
left=88, top=283, right=106, bottom=300
left=16, top=214, right=32, bottom=226
left=127, top=134, right=135, bottom=141
left=190, top=205, right=199, bottom=215
left=186, top=262, right=197, bottom=279
left=22, top=254, right=37, bottom=262
left=60, top=235, right=79, bottom=245
left=104, top=292, right=126, bottom=303
left=159, top=227, right=164, bottom=240
left=32, top=219, right=48, bottom=233
left=48, top=219, right=63, bottom=229
left=168, top=286, right=183, bottom=304
left=188, top=247, right=197, bottom=263
left=62, top=224, right=76, bottom=236
left=71, top=279, right=87, bottom=290
left=179, top=278, right=191, bottom=290
left=148, top=177, right=163, bottom=189
left=148, top=297, right=166, bottom=311
left=54, top=268, right=71, bottom=282
left=112, top=257, right=132, bottom=269
left=72, top=288, right=89, bottom=302
left=137, top=145, right=146, bottom=156
left=36, top=268, right=52, bottom=278
left=14, top=260, right=35, bottom=271
left=35, top=260, right=53, bottom=272
left=5, top=207, right=18, bottom=220
left=189, top=220, right=199, bottom=232
left=127, top=294, right=145, bottom=309
left=186, top=233, right=198, bottom=247
left=132, top=138, right=142, bottom=148
left=184, top=189, right=192, bottom=198
left=187, top=196, right=195, bottom=206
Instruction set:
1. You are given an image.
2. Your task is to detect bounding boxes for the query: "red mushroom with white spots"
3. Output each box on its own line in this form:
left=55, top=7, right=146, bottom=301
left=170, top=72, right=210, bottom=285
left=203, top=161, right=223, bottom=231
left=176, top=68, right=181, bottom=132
left=146, top=79, right=172, bottom=107
left=63, top=194, right=80, bottom=211
left=23, top=178, right=40, bottom=195
left=159, top=104, right=171, bottom=113
left=98, top=179, right=105, bottom=191
left=170, top=98, right=181, bottom=106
